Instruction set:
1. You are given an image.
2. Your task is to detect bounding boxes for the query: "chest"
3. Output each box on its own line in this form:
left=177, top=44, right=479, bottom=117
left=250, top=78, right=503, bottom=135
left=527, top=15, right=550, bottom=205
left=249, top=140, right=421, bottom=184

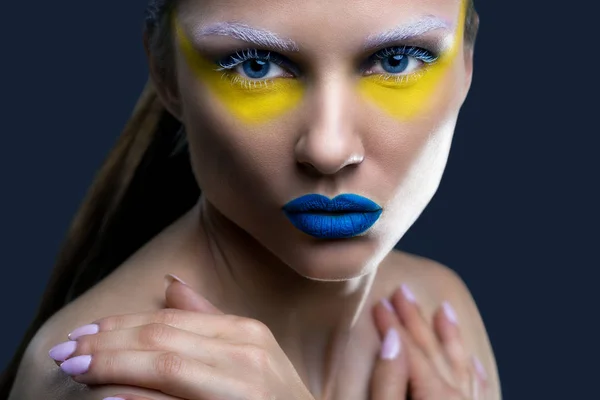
left=295, top=299, right=383, bottom=400
left=328, top=325, right=380, bottom=400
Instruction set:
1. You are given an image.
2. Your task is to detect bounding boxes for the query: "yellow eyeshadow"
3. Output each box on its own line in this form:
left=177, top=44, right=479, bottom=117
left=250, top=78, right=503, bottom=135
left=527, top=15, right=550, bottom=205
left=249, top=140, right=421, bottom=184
left=173, top=18, right=303, bottom=124
left=358, top=0, right=468, bottom=120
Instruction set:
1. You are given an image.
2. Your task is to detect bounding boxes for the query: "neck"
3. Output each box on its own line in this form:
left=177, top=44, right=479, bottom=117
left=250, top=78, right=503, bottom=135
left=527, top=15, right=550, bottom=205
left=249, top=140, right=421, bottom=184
left=195, top=198, right=377, bottom=397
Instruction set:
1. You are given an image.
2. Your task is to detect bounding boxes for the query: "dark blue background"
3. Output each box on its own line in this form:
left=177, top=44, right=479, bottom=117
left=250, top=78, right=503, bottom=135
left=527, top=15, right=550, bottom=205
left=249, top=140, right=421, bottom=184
left=1, top=0, right=597, bottom=398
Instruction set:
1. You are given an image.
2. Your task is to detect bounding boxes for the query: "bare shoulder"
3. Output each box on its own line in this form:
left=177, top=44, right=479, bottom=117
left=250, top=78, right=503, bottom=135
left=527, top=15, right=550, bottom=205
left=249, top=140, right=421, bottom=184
left=8, top=270, right=181, bottom=400
left=8, top=209, right=216, bottom=399
left=377, top=249, right=502, bottom=398
left=8, top=234, right=188, bottom=400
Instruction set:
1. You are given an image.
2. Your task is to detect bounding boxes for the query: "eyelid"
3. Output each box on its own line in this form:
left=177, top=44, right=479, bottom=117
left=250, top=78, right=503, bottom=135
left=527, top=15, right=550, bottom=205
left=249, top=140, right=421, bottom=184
left=216, top=49, right=301, bottom=76
left=359, top=45, right=438, bottom=75
left=371, top=46, right=439, bottom=62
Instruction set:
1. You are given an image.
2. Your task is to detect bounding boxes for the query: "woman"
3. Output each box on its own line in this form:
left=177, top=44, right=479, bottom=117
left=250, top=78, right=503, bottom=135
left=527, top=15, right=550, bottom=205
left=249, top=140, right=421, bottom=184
left=2, top=0, right=499, bottom=398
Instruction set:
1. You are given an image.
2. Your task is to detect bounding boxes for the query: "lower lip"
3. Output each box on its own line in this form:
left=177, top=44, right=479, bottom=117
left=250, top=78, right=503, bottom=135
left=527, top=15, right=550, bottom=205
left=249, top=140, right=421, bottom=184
left=284, top=210, right=383, bottom=239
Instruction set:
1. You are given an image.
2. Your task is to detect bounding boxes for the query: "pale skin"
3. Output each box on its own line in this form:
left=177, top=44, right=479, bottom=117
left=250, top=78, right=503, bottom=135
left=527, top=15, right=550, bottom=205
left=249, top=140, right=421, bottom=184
left=9, top=0, right=500, bottom=398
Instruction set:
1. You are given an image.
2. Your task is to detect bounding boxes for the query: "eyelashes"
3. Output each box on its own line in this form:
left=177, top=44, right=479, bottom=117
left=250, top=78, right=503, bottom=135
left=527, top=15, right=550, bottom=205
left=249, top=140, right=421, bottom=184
left=217, top=49, right=296, bottom=72
left=371, top=46, right=438, bottom=64
left=216, top=49, right=297, bottom=87
left=214, top=45, right=439, bottom=88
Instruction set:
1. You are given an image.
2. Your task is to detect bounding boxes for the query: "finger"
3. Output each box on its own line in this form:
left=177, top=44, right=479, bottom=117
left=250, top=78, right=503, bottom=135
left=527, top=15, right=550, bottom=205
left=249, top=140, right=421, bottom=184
left=432, top=302, right=471, bottom=394
left=374, top=299, right=449, bottom=398
left=471, top=356, right=489, bottom=400
left=84, top=309, right=264, bottom=344
left=102, top=396, right=155, bottom=400
left=164, top=274, right=223, bottom=314
left=56, top=324, right=235, bottom=368
left=59, top=350, right=242, bottom=400
left=370, top=299, right=408, bottom=400
left=391, top=285, right=454, bottom=384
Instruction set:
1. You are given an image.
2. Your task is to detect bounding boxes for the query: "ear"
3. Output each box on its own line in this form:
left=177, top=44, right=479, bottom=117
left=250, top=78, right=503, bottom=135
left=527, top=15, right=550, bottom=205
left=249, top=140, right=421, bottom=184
left=144, top=30, right=183, bottom=121
left=462, top=44, right=475, bottom=97
left=462, top=13, right=480, bottom=96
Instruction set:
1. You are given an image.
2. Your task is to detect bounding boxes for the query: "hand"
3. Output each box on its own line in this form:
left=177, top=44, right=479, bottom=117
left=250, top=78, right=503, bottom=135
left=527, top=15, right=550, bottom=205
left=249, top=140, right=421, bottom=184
left=369, top=285, right=489, bottom=400
left=48, top=276, right=315, bottom=400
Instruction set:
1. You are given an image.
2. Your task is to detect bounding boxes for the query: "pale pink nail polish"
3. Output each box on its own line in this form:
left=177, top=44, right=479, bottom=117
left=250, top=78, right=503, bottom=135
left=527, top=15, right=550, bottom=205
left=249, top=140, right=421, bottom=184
left=164, top=273, right=187, bottom=290
left=60, top=355, right=92, bottom=376
left=68, top=324, right=99, bottom=340
left=401, top=284, right=417, bottom=303
left=442, top=301, right=458, bottom=324
left=103, top=398, right=126, bottom=400
left=473, top=356, right=488, bottom=381
left=380, top=328, right=401, bottom=360
left=381, top=298, right=394, bottom=312
left=49, top=341, right=77, bottom=362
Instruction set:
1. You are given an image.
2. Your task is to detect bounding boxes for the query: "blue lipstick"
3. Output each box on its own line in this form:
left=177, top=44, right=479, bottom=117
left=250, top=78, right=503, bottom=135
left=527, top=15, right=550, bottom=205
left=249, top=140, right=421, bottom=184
left=282, top=194, right=383, bottom=239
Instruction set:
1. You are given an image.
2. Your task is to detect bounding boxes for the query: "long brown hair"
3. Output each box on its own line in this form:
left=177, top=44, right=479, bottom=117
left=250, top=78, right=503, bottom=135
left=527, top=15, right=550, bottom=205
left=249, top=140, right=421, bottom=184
left=0, top=1, right=478, bottom=397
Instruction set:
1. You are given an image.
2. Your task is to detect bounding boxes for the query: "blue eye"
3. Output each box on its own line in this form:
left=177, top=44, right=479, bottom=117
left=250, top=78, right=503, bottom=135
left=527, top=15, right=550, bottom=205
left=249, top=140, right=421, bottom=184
left=369, top=46, right=438, bottom=76
left=242, top=59, right=271, bottom=79
left=217, top=49, right=296, bottom=80
left=381, top=54, right=410, bottom=74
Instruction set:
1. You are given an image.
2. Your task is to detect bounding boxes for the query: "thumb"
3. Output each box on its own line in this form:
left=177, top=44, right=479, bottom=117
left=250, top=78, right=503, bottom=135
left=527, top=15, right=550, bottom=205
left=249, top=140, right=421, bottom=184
left=370, top=300, right=409, bottom=400
left=164, top=274, right=224, bottom=314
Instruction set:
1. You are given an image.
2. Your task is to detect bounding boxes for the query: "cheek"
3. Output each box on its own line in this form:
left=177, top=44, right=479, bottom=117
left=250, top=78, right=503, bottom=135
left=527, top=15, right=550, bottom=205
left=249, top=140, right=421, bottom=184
left=181, top=95, right=292, bottom=214
left=192, top=60, right=304, bottom=124
left=357, top=58, right=455, bottom=120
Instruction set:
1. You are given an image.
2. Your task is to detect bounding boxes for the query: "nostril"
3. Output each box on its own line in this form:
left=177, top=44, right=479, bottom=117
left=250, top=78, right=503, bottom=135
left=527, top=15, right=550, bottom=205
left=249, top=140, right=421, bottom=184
left=296, top=161, right=321, bottom=177
left=297, top=158, right=362, bottom=178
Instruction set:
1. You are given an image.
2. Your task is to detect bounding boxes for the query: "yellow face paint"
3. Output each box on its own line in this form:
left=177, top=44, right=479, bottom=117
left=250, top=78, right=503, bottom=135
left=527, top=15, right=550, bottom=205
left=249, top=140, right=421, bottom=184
left=174, top=18, right=304, bottom=124
left=358, top=0, right=467, bottom=120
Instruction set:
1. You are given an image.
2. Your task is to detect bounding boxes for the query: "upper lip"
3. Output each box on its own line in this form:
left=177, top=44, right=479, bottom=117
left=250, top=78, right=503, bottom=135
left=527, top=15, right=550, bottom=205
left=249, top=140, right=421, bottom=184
left=282, top=194, right=382, bottom=214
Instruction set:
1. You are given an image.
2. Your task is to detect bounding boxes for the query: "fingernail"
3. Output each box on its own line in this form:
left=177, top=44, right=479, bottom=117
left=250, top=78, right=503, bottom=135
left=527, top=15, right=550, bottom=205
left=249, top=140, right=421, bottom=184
left=473, top=356, right=488, bottom=381
left=68, top=324, right=99, bottom=340
left=401, top=284, right=417, bottom=303
left=49, top=341, right=77, bottom=362
left=381, top=298, right=394, bottom=312
left=442, top=301, right=458, bottom=324
left=164, top=273, right=187, bottom=290
left=60, top=355, right=92, bottom=376
left=103, top=398, right=126, bottom=400
left=380, top=328, right=401, bottom=360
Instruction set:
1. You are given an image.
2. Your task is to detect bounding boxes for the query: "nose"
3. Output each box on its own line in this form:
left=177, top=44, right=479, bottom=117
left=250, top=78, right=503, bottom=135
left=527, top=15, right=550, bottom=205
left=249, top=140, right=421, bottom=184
left=294, top=79, right=364, bottom=176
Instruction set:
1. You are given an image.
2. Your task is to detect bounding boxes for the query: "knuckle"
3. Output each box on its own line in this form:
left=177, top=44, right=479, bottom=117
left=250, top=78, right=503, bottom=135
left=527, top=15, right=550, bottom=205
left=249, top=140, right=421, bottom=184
left=243, top=383, right=272, bottom=400
left=94, top=351, right=119, bottom=380
left=155, top=309, right=181, bottom=326
left=154, top=351, right=185, bottom=378
left=236, top=318, right=273, bottom=343
left=138, top=323, right=172, bottom=347
left=98, top=314, right=127, bottom=331
left=74, top=334, right=100, bottom=354
left=241, top=344, right=271, bottom=370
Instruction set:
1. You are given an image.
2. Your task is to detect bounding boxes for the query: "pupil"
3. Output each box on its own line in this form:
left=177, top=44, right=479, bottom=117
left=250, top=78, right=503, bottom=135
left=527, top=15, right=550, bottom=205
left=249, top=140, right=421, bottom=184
left=243, top=59, right=270, bottom=79
left=382, top=54, right=409, bottom=73
left=390, top=55, right=403, bottom=66
left=251, top=60, right=266, bottom=71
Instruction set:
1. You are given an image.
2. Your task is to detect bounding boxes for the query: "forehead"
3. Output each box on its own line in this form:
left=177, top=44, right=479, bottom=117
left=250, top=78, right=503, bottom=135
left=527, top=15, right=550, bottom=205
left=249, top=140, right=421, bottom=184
left=178, top=0, right=463, bottom=48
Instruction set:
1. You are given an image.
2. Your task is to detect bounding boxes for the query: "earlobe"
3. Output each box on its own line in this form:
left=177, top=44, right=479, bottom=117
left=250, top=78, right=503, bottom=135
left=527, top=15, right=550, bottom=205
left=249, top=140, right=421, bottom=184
left=143, top=30, right=183, bottom=121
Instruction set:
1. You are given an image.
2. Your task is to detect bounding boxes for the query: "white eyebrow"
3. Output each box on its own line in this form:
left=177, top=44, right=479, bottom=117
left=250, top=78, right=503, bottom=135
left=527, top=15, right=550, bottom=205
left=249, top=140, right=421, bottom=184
left=195, top=22, right=300, bottom=52
left=364, top=16, right=451, bottom=49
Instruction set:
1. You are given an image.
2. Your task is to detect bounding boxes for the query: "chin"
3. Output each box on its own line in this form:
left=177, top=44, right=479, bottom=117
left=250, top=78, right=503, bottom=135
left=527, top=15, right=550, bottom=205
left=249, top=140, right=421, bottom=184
left=277, top=233, right=390, bottom=282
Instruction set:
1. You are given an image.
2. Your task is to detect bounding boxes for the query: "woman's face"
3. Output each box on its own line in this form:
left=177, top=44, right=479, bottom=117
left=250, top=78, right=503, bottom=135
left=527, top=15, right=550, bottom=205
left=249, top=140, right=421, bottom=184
left=169, top=0, right=473, bottom=280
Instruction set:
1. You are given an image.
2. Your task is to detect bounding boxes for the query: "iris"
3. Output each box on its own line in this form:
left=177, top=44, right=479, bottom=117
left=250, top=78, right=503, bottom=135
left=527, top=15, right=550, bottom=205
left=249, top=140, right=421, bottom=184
left=381, top=54, right=409, bottom=74
left=242, top=59, right=270, bottom=79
